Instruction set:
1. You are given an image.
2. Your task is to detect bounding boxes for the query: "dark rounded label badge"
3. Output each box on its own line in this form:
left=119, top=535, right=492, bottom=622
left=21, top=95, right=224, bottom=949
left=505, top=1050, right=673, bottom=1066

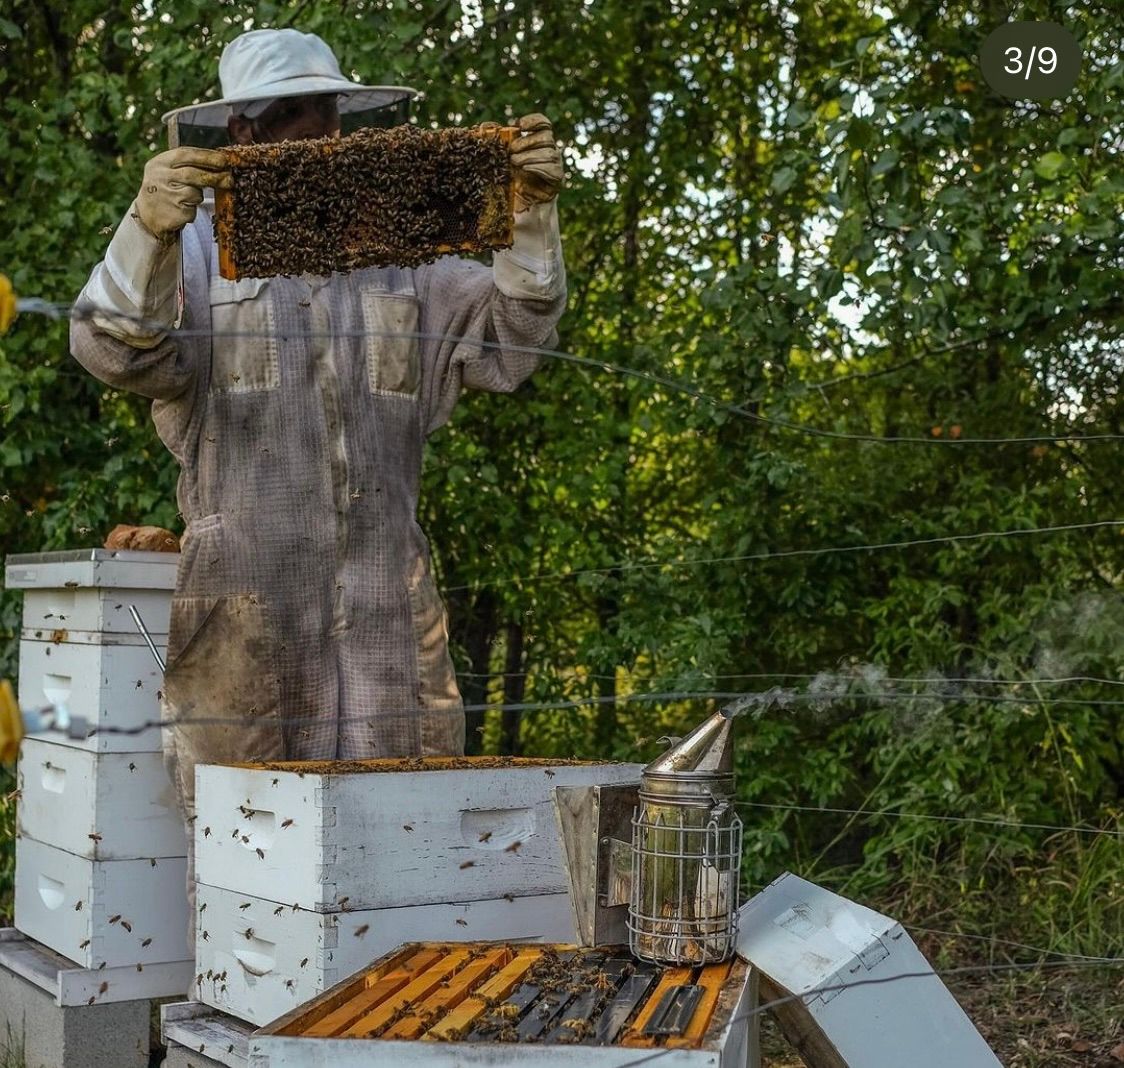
left=980, top=21, right=1081, bottom=100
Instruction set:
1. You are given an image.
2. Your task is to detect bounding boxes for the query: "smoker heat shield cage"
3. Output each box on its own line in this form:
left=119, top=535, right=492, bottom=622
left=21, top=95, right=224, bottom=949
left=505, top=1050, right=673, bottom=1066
left=554, top=706, right=747, bottom=968
left=212, top=125, right=517, bottom=280
left=251, top=941, right=758, bottom=1067
left=629, top=800, right=743, bottom=965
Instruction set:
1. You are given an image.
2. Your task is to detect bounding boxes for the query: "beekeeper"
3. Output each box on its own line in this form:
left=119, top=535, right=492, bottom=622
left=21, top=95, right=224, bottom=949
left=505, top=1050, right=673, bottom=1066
left=70, top=28, right=565, bottom=931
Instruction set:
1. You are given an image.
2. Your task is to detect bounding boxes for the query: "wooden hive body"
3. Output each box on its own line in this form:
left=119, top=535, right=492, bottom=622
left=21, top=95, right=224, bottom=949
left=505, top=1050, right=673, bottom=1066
left=15, top=837, right=189, bottom=968
left=194, top=759, right=644, bottom=912
left=5, top=550, right=190, bottom=979
left=193, top=882, right=575, bottom=1027
left=6, top=550, right=178, bottom=754
left=18, top=738, right=184, bottom=860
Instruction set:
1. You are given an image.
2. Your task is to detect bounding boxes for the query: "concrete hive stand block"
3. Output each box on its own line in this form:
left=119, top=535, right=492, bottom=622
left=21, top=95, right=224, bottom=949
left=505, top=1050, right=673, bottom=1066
left=0, top=928, right=188, bottom=1068
left=193, top=881, right=576, bottom=1027
left=195, top=759, right=644, bottom=911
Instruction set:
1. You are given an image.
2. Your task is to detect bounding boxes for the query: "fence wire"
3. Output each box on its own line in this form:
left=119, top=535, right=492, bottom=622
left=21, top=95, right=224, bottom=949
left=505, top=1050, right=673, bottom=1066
left=15, top=299, right=1124, bottom=446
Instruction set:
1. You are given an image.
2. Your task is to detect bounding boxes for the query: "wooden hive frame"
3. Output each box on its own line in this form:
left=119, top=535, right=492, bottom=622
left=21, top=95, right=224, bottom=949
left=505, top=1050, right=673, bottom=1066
left=213, top=125, right=517, bottom=280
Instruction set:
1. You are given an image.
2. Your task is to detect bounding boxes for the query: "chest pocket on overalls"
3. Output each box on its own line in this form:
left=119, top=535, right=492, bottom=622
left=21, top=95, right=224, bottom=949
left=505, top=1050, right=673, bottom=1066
left=360, top=291, right=420, bottom=399
left=209, top=277, right=280, bottom=393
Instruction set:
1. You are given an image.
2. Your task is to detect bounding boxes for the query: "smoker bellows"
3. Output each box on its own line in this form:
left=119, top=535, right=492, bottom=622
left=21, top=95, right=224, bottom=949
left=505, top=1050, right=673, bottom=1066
left=214, top=125, right=516, bottom=279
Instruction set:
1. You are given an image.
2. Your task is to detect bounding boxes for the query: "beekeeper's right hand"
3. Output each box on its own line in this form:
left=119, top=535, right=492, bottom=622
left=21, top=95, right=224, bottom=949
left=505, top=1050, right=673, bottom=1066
left=135, top=148, right=232, bottom=241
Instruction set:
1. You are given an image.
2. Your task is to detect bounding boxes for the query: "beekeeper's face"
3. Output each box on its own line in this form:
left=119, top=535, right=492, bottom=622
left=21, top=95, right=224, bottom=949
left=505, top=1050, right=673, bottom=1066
left=228, top=94, right=341, bottom=144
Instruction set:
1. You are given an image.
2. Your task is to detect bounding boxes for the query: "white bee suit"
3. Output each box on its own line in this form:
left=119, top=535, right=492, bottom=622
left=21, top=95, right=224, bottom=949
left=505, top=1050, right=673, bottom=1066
left=71, top=192, right=565, bottom=934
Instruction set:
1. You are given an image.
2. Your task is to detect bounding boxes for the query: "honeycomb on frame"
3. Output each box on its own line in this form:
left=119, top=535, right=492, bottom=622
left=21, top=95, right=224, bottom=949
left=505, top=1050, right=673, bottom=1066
left=212, top=125, right=516, bottom=280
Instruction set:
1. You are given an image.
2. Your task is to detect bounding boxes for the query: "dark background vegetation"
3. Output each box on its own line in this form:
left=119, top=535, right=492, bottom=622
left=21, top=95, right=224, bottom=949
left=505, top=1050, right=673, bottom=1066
left=0, top=0, right=1121, bottom=985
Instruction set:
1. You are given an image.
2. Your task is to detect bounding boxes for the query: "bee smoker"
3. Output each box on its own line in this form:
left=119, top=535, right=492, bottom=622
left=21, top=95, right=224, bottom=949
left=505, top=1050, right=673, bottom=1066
left=629, top=708, right=743, bottom=964
left=554, top=701, right=745, bottom=965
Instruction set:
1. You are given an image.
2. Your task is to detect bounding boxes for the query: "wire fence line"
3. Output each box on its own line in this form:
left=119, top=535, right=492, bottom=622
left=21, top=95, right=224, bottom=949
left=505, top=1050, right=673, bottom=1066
left=442, top=519, right=1124, bottom=592
left=614, top=958, right=1124, bottom=1068
left=18, top=299, right=1124, bottom=445
left=15, top=679, right=1121, bottom=841
left=735, top=800, right=1124, bottom=839
left=27, top=683, right=1124, bottom=741
left=903, top=925, right=1124, bottom=963
left=453, top=669, right=1124, bottom=688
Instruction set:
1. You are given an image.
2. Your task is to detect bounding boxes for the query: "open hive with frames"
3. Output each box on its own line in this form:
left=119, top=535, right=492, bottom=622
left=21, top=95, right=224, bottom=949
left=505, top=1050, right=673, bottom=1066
left=252, top=940, right=756, bottom=1066
left=213, top=124, right=516, bottom=280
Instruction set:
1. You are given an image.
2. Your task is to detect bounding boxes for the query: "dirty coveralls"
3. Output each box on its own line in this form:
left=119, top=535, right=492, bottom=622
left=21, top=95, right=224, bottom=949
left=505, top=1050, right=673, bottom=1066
left=70, top=194, right=566, bottom=937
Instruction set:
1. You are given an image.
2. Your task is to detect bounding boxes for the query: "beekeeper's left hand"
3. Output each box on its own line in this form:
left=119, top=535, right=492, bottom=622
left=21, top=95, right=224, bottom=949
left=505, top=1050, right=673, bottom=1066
left=491, top=114, right=564, bottom=212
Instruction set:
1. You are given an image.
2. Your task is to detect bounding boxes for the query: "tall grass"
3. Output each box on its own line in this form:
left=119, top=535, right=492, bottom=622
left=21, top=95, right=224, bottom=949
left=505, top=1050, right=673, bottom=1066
left=0, top=1023, right=24, bottom=1068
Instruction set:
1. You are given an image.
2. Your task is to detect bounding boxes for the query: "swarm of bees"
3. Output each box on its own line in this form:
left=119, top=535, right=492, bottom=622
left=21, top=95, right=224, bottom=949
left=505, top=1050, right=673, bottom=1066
left=216, top=125, right=514, bottom=279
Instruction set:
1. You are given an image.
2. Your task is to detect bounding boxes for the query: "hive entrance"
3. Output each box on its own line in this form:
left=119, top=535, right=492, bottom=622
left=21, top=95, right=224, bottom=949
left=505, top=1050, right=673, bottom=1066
left=213, top=125, right=515, bottom=279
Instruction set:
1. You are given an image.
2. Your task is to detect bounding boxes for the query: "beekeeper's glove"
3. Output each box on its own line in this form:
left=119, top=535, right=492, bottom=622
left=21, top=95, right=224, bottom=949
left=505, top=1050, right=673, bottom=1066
left=508, top=113, right=564, bottom=212
left=135, top=148, right=232, bottom=241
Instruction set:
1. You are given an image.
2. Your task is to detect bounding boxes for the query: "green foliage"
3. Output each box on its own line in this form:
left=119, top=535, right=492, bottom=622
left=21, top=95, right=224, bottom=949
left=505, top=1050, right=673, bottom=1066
left=1, top=0, right=1122, bottom=952
left=0, top=766, right=12, bottom=924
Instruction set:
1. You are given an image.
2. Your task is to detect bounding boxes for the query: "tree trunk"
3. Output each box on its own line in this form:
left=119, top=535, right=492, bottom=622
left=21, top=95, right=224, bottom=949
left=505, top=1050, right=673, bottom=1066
left=501, top=620, right=525, bottom=756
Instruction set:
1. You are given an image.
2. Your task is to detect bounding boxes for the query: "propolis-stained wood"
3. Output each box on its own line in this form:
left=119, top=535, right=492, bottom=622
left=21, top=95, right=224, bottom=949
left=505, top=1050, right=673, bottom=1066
left=237, top=756, right=593, bottom=775
left=251, top=941, right=760, bottom=1067
left=214, top=125, right=516, bottom=280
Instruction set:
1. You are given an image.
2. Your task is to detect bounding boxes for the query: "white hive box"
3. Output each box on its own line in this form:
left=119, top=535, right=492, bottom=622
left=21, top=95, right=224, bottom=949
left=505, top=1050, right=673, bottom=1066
left=736, top=872, right=1001, bottom=1067
left=18, top=736, right=185, bottom=860
left=195, top=758, right=644, bottom=912
left=6, top=549, right=178, bottom=753
left=193, top=881, right=576, bottom=1027
left=4, top=548, right=179, bottom=628
left=15, top=836, right=189, bottom=968
left=17, top=638, right=165, bottom=752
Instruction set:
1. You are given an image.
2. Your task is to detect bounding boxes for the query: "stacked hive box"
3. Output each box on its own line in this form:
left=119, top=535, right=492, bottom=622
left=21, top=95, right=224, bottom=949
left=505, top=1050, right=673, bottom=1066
left=5, top=549, right=192, bottom=994
left=192, top=757, right=644, bottom=1027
